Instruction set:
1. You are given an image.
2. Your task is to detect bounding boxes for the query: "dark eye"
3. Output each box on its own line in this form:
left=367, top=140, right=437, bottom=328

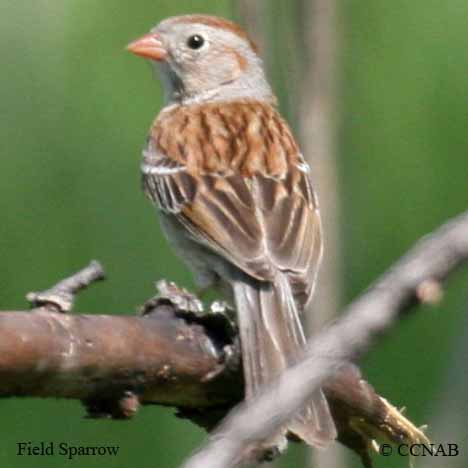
left=187, top=34, right=205, bottom=50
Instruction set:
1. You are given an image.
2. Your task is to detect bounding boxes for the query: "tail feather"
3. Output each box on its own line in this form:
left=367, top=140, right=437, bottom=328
left=233, top=274, right=336, bottom=448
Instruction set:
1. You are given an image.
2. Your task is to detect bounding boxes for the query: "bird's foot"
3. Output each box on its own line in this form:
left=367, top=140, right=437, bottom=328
left=209, top=299, right=235, bottom=317
left=139, top=279, right=204, bottom=316
left=256, top=434, right=288, bottom=462
left=139, top=280, right=237, bottom=348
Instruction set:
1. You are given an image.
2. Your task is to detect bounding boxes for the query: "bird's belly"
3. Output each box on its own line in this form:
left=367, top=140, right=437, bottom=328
left=158, top=211, right=227, bottom=290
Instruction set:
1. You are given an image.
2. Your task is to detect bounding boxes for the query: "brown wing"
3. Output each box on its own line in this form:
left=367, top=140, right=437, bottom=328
left=256, top=170, right=323, bottom=309
left=142, top=100, right=322, bottom=309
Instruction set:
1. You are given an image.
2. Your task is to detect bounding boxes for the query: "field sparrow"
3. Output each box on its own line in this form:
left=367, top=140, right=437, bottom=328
left=127, top=15, right=336, bottom=448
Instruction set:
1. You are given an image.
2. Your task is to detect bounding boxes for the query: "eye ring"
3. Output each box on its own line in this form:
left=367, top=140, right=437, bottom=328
left=187, top=34, right=205, bottom=50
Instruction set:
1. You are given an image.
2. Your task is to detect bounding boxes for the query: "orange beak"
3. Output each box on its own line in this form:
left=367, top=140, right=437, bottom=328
left=126, top=33, right=167, bottom=61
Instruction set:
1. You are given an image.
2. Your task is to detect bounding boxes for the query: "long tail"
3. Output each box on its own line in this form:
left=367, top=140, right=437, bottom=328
left=233, top=273, right=336, bottom=448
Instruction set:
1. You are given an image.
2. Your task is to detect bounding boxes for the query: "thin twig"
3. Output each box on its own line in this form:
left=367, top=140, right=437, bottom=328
left=182, top=210, right=468, bottom=468
left=26, top=260, right=105, bottom=312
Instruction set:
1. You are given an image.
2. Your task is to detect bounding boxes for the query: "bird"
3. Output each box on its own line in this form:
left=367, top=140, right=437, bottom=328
left=127, top=14, right=336, bottom=449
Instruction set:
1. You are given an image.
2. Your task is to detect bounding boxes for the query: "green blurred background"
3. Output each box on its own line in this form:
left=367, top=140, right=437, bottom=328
left=1, top=1, right=467, bottom=467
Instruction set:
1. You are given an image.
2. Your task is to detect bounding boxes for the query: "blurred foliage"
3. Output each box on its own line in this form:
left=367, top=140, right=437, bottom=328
left=0, top=1, right=467, bottom=468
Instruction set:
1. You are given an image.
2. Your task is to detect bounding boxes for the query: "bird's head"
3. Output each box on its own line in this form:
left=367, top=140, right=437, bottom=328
left=127, top=15, right=274, bottom=104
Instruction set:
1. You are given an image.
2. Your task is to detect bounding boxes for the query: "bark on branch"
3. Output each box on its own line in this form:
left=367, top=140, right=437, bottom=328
left=0, top=278, right=413, bottom=461
left=0, top=264, right=240, bottom=414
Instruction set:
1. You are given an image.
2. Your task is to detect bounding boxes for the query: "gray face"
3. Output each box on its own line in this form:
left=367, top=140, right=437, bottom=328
left=153, top=20, right=274, bottom=104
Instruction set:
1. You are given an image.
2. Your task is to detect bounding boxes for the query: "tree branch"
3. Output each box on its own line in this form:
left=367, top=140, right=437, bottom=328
left=0, top=305, right=420, bottom=463
left=1, top=262, right=240, bottom=414
left=0, top=269, right=425, bottom=466
left=2, top=210, right=468, bottom=467
left=182, top=209, right=468, bottom=468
